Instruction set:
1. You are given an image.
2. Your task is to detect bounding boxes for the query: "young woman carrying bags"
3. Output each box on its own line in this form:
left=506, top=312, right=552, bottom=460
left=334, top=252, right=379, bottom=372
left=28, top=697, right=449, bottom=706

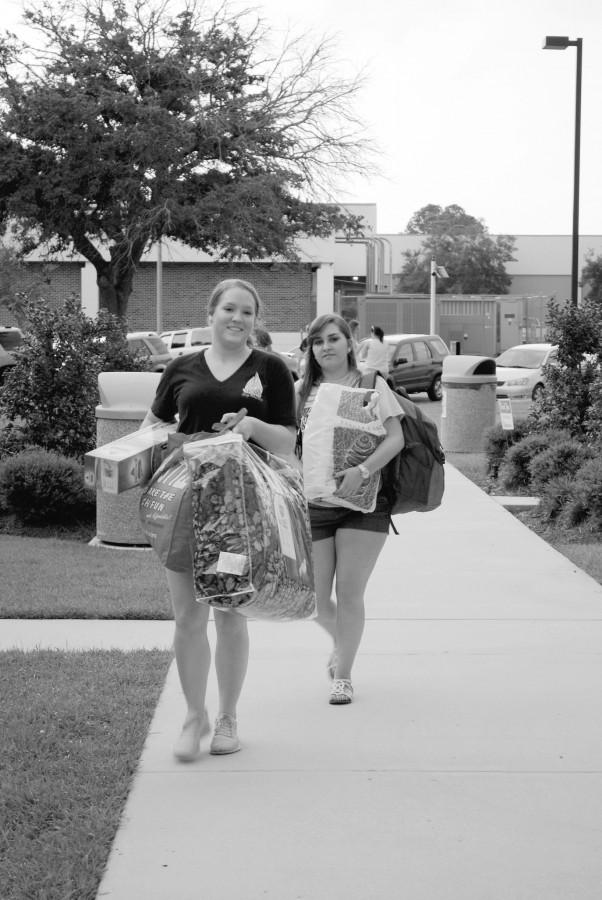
left=296, top=314, right=404, bottom=705
left=140, top=279, right=296, bottom=762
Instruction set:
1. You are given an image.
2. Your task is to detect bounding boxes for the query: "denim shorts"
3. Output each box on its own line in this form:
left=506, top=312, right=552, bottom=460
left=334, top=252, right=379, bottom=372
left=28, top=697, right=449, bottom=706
left=309, top=493, right=392, bottom=541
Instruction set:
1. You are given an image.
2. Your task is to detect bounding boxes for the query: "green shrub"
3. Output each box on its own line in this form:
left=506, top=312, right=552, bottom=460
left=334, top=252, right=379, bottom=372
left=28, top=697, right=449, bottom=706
left=528, top=438, right=593, bottom=492
left=561, top=457, right=602, bottom=532
left=0, top=448, right=95, bottom=525
left=0, top=297, right=149, bottom=461
left=498, top=430, right=569, bottom=492
left=530, top=364, right=594, bottom=437
left=484, top=419, right=531, bottom=478
left=0, top=420, right=38, bottom=461
left=585, top=370, right=602, bottom=443
left=529, top=295, right=601, bottom=438
left=538, top=474, right=575, bottom=523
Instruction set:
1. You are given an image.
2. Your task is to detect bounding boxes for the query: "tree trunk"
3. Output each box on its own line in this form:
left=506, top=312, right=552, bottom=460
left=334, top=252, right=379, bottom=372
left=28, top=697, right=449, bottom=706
left=96, top=260, right=135, bottom=320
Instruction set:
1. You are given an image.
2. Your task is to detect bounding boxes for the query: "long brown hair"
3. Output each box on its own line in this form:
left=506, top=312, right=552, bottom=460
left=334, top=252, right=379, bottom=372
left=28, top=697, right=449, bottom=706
left=296, top=314, right=358, bottom=421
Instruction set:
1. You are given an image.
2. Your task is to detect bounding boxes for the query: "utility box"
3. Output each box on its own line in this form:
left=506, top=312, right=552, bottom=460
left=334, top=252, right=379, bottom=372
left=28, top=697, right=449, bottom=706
left=93, top=371, right=163, bottom=545
left=440, top=356, right=497, bottom=453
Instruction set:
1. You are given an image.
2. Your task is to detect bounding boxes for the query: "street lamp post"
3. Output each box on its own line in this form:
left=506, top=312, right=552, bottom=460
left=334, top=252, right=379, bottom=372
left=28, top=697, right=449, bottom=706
left=543, top=35, right=583, bottom=306
left=429, top=259, right=449, bottom=334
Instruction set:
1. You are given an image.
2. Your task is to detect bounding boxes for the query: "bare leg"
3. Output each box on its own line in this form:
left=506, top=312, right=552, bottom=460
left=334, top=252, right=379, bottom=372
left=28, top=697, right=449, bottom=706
left=165, top=567, right=211, bottom=721
left=333, top=529, right=388, bottom=681
left=214, top=610, right=249, bottom=718
left=311, top=536, right=337, bottom=643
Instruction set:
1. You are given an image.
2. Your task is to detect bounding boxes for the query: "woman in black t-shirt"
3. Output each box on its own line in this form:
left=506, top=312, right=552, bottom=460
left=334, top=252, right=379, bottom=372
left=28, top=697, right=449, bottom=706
left=141, top=279, right=296, bottom=762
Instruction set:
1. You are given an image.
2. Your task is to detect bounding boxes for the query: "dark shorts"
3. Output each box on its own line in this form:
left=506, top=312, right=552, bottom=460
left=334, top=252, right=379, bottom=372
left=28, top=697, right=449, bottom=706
left=309, top=494, right=391, bottom=541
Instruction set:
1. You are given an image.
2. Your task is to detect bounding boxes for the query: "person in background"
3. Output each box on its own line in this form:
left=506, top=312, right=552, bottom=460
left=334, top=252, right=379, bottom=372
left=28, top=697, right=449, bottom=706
left=140, top=279, right=296, bottom=762
left=298, top=334, right=309, bottom=377
left=348, top=319, right=360, bottom=356
left=253, top=327, right=273, bottom=351
left=357, top=325, right=389, bottom=377
left=295, top=314, right=404, bottom=705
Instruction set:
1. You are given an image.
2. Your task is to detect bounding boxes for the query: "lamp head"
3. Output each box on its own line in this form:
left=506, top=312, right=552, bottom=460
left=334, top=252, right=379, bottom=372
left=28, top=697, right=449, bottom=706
left=543, top=35, right=570, bottom=49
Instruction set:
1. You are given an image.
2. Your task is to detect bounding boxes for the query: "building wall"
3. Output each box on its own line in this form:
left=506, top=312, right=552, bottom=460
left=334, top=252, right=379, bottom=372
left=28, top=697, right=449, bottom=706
left=508, top=274, right=569, bottom=300
left=0, top=261, right=82, bottom=327
left=0, top=259, right=315, bottom=333
left=3, top=203, right=601, bottom=336
left=127, top=262, right=314, bottom=333
left=333, top=224, right=602, bottom=303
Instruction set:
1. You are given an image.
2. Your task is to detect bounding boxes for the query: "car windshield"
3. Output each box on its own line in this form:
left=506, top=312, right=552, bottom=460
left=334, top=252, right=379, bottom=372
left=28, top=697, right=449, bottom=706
left=385, top=341, right=411, bottom=363
left=496, top=347, right=549, bottom=369
left=146, top=337, right=169, bottom=353
left=0, top=331, right=23, bottom=351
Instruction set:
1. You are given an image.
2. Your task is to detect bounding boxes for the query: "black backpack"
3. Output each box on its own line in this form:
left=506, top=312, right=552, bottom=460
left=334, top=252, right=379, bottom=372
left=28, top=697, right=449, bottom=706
left=359, top=370, right=445, bottom=525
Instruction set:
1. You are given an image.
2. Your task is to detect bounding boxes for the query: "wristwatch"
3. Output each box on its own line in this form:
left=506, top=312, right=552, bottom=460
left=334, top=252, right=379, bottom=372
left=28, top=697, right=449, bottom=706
left=357, top=464, right=370, bottom=482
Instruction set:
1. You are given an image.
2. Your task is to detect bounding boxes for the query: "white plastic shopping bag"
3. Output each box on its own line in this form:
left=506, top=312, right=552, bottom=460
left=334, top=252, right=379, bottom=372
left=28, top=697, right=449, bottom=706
left=302, top=382, right=386, bottom=512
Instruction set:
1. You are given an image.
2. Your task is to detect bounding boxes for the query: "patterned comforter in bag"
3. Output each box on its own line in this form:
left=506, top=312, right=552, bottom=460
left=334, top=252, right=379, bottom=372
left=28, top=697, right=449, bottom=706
left=183, top=433, right=315, bottom=621
left=302, top=382, right=386, bottom=512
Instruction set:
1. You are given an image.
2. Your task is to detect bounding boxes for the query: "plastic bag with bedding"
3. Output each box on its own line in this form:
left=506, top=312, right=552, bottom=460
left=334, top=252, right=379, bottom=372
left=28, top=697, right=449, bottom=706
left=184, top=433, right=315, bottom=621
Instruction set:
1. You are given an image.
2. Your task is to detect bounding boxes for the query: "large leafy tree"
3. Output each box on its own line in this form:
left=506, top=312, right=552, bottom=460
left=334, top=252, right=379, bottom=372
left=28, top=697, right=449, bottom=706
left=398, top=204, right=516, bottom=294
left=405, top=203, right=484, bottom=238
left=0, top=0, right=367, bottom=317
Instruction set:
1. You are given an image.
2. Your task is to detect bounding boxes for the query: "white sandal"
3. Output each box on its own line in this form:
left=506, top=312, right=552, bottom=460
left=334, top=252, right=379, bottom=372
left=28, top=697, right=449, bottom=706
left=173, top=710, right=210, bottom=762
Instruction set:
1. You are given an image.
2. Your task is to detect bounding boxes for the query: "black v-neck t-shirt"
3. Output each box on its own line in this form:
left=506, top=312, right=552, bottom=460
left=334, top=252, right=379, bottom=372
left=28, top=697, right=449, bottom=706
left=151, top=349, right=296, bottom=435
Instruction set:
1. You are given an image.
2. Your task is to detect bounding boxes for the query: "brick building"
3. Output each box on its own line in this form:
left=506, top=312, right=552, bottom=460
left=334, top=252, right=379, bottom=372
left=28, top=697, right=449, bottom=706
left=2, top=203, right=601, bottom=353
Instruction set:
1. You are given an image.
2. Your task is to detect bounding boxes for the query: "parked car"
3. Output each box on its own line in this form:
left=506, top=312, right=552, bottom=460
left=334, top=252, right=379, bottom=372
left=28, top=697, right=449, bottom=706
left=273, top=348, right=300, bottom=380
left=365, top=333, right=449, bottom=401
left=160, top=327, right=213, bottom=358
left=0, top=326, right=24, bottom=384
left=495, top=342, right=558, bottom=400
left=126, top=332, right=172, bottom=372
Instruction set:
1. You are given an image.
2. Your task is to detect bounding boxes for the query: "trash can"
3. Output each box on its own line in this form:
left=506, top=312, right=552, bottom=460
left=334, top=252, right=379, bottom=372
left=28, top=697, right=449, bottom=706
left=94, top=371, right=162, bottom=545
left=440, top=355, right=497, bottom=453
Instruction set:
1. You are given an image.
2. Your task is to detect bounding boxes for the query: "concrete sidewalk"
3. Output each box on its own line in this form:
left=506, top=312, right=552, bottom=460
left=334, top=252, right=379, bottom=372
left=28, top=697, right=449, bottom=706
left=5, top=463, right=602, bottom=898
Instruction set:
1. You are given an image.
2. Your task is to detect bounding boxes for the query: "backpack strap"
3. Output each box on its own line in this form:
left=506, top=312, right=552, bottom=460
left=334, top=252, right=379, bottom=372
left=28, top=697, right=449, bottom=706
left=358, top=368, right=380, bottom=390
left=359, top=368, right=401, bottom=536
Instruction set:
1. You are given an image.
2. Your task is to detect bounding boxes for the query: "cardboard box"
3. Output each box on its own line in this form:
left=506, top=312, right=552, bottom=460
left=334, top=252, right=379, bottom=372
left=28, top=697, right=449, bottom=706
left=85, top=422, right=177, bottom=494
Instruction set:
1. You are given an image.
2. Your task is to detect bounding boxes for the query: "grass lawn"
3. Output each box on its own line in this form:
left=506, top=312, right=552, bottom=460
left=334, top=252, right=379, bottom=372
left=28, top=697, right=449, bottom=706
left=0, top=535, right=173, bottom=619
left=0, top=648, right=173, bottom=900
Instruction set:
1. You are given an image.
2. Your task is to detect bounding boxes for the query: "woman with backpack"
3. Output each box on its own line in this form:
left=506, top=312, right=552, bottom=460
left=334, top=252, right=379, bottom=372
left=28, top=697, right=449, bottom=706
left=295, top=314, right=404, bottom=705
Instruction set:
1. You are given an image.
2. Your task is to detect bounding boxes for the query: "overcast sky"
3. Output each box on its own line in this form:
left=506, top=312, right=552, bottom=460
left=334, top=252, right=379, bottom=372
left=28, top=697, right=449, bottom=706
left=4, top=0, right=602, bottom=236
left=253, top=0, right=602, bottom=236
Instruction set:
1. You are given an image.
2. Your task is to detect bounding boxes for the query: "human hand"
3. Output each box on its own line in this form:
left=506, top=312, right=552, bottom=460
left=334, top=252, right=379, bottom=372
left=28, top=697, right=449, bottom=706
left=333, top=466, right=365, bottom=499
left=212, top=408, right=249, bottom=435
left=212, top=409, right=252, bottom=440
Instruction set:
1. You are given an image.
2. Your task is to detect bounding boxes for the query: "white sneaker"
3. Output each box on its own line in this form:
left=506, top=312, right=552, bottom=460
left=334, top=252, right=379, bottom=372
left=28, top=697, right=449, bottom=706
left=210, top=714, right=241, bottom=755
left=329, top=679, right=353, bottom=705
left=173, top=710, right=210, bottom=762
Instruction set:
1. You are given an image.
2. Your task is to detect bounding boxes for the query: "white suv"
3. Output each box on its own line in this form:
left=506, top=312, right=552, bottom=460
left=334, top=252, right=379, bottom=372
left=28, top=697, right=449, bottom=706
left=126, top=332, right=172, bottom=372
left=160, top=327, right=212, bottom=358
